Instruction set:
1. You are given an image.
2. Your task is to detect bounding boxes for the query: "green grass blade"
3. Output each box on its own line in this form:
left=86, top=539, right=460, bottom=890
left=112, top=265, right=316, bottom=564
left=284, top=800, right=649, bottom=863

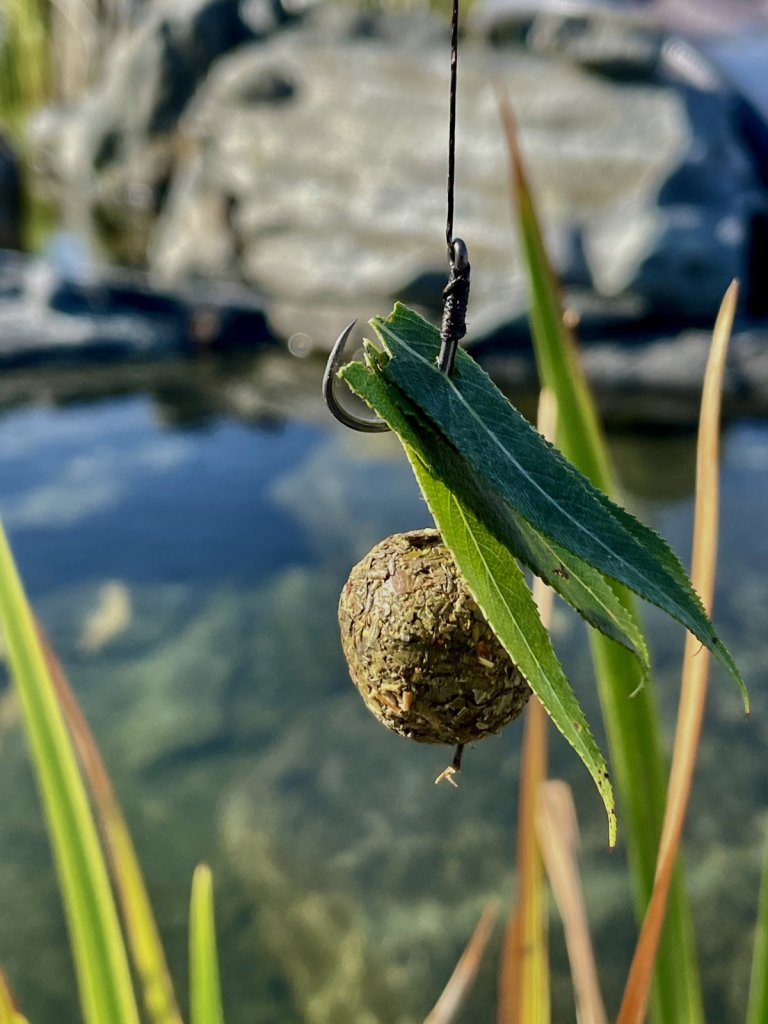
left=747, top=828, right=768, bottom=1024
left=40, top=632, right=184, bottom=1024
left=498, top=93, right=704, bottom=1024
left=189, top=864, right=225, bottom=1024
left=0, top=522, right=141, bottom=1024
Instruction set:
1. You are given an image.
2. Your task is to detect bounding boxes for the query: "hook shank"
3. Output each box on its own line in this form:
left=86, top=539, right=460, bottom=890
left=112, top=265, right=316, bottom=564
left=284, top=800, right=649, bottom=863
left=437, top=238, right=470, bottom=376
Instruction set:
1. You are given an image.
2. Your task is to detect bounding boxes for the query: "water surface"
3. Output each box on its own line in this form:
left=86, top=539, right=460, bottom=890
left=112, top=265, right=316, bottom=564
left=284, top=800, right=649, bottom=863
left=0, top=371, right=765, bottom=1022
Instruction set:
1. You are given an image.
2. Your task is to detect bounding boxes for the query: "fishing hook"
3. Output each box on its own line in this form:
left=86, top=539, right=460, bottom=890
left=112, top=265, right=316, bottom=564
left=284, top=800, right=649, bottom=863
left=322, top=239, right=471, bottom=432
left=322, top=320, right=389, bottom=433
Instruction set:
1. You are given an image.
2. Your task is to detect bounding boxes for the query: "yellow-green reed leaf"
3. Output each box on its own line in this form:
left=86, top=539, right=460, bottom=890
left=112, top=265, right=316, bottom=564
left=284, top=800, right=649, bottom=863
left=189, top=865, right=225, bottom=1024
left=498, top=90, right=704, bottom=1024
left=747, top=827, right=768, bottom=1024
left=0, top=969, right=29, bottom=1024
left=342, top=361, right=616, bottom=844
left=617, top=281, right=738, bottom=1024
left=0, top=522, right=140, bottom=1024
left=40, top=633, right=183, bottom=1024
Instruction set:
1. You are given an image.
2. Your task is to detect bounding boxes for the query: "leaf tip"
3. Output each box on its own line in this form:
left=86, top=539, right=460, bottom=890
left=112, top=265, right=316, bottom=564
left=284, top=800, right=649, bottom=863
left=628, top=679, right=646, bottom=699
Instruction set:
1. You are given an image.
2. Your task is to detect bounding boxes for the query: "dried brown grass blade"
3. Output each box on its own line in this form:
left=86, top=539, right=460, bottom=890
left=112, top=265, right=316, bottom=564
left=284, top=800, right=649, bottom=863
left=498, top=389, right=556, bottom=1024
left=36, top=623, right=184, bottom=1024
left=424, top=901, right=499, bottom=1024
left=536, top=781, right=608, bottom=1024
left=616, top=280, right=739, bottom=1024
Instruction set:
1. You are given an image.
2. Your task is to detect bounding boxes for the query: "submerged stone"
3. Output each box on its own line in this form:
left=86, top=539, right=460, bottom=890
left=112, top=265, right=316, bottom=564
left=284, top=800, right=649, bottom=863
left=338, top=529, right=531, bottom=746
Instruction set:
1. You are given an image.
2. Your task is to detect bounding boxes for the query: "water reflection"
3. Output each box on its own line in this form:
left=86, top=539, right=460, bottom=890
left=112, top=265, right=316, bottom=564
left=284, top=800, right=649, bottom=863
left=0, top=378, right=764, bottom=1023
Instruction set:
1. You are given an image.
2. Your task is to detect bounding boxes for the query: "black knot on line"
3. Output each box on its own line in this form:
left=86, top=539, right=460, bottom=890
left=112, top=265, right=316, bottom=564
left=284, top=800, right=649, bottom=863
left=438, top=238, right=471, bottom=376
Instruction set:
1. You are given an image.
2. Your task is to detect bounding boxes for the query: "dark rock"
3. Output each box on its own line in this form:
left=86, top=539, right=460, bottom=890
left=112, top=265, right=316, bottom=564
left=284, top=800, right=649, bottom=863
left=0, top=249, right=274, bottom=368
left=478, top=319, right=768, bottom=426
left=582, top=85, right=765, bottom=320
left=0, top=134, right=22, bottom=250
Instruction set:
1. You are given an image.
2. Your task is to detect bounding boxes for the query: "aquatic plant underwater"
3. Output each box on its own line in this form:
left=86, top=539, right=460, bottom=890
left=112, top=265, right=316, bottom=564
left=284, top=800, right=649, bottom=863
left=0, top=64, right=766, bottom=1024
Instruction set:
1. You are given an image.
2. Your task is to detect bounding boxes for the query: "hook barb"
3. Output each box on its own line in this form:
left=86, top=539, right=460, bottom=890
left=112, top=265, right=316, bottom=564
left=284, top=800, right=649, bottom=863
left=322, top=320, right=389, bottom=433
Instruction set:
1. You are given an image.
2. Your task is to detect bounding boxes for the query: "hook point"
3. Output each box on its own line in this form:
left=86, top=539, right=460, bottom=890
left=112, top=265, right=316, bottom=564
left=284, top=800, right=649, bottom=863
left=322, top=321, right=389, bottom=433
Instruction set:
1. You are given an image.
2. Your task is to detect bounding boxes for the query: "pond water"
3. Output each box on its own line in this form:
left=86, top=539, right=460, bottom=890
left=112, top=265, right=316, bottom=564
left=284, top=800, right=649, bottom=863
left=0, top=363, right=766, bottom=1023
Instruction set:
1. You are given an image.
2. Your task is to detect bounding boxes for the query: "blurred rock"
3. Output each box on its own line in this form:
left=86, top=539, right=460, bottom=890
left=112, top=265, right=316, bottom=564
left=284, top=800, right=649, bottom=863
left=0, top=248, right=273, bottom=367
left=30, top=0, right=285, bottom=250
left=24, top=0, right=768, bottom=344
left=469, top=0, right=626, bottom=47
left=584, top=201, right=743, bottom=320
left=526, top=8, right=664, bottom=80
left=471, top=0, right=768, bottom=44
left=472, top=1, right=666, bottom=82
left=146, top=13, right=722, bottom=334
left=583, top=85, right=765, bottom=319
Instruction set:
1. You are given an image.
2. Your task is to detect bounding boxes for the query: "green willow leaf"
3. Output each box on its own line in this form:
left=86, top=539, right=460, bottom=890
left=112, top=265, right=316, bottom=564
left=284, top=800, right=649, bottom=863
left=355, top=349, right=649, bottom=674
left=501, top=514, right=651, bottom=679
left=371, top=303, right=747, bottom=708
left=342, top=360, right=616, bottom=843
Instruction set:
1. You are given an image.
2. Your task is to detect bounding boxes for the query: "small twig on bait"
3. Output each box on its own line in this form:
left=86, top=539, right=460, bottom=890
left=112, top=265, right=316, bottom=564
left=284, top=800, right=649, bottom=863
left=435, top=743, right=465, bottom=787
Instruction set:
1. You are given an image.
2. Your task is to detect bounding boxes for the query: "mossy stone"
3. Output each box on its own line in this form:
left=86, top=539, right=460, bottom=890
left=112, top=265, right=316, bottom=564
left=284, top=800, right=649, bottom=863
left=338, top=530, right=531, bottom=745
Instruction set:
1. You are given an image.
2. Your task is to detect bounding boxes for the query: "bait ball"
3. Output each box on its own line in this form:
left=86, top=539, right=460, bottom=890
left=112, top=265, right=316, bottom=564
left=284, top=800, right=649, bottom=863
left=338, top=529, right=531, bottom=745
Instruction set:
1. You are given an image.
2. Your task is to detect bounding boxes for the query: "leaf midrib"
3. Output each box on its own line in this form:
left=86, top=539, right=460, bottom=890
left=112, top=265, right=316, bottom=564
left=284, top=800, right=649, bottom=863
left=378, top=320, right=681, bottom=609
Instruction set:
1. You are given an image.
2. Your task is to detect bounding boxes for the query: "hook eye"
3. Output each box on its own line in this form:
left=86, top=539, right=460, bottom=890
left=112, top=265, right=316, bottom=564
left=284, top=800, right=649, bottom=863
left=322, top=321, right=389, bottom=433
left=450, top=237, right=469, bottom=272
